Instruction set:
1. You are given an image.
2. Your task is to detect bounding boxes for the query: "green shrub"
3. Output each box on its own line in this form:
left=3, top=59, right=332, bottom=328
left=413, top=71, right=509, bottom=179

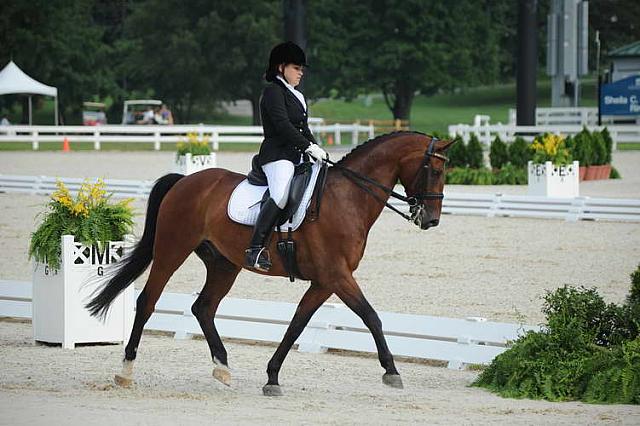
left=492, top=163, right=528, bottom=184
left=489, top=136, right=509, bottom=169
left=591, top=131, right=607, bottom=166
left=572, top=128, right=593, bottom=166
left=601, top=128, right=613, bottom=164
left=473, top=264, right=640, bottom=404
left=611, top=167, right=621, bottom=179
left=445, top=167, right=492, bottom=184
left=467, top=134, right=484, bottom=169
left=508, top=137, right=530, bottom=168
left=447, top=135, right=468, bottom=168
left=445, top=166, right=527, bottom=185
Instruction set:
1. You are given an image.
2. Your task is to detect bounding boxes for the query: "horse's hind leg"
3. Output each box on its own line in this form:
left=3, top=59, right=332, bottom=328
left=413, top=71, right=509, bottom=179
left=114, top=239, right=195, bottom=387
left=263, top=284, right=332, bottom=396
left=192, top=241, right=240, bottom=386
left=334, top=276, right=403, bottom=389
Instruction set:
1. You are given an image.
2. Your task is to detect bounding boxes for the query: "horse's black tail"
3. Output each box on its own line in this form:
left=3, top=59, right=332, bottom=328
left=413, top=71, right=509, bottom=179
left=86, top=173, right=184, bottom=319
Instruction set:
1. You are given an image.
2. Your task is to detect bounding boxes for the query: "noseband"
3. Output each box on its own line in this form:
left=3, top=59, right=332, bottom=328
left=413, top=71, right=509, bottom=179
left=328, top=137, right=448, bottom=223
left=405, top=138, right=448, bottom=225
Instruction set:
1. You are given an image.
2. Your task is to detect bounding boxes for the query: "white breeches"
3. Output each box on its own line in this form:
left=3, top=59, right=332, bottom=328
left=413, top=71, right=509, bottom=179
left=262, top=160, right=295, bottom=209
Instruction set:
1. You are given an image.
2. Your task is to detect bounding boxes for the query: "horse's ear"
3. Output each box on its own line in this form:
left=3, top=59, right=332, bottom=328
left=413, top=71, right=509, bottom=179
left=437, top=138, right=457, bottom=152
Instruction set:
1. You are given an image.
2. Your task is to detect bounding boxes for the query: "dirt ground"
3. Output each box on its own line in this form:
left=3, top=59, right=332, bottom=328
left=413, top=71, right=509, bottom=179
left=0, top=149, right=639, bottom=424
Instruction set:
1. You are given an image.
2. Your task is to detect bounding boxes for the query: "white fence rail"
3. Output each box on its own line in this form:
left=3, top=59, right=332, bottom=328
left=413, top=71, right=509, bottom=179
left=0, top=280, right=537, bottom=368
left=2, top=174, right=639, bottom=222
left=448, top=121, right=640, bottom=149
left=0, top=123, right=374, bottom=150
left=506, top=107, right=640, bottom=127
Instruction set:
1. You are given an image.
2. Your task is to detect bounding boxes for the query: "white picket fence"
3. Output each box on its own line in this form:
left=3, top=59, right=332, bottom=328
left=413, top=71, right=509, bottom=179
left=0, top=280, right=537, bottom=369
left=449, top=117, right=640, bottom=150
left=0, top=123, right=374, bottom=150
left=506, top=107, right=638, bottom=126
left=2, top=174, right=639, bottom=222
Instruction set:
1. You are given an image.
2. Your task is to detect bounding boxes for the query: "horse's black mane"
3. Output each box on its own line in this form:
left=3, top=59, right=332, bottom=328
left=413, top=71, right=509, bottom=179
left=334, top=130, right=433, bottom=166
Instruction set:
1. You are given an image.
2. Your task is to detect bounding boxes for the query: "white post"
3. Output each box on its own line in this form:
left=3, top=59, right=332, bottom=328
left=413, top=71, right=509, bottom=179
left=335, top=123, right=341, bottom=145
left=61, top=235, right=74, bottom=349
left=154, top=131, right=160, bottom=151
left=212, top=131, right=219, bottom=151
left=368, top=123, right=375, bottom=140
left=32, top=130, right=39, bottom=150
left=93, top=130, right=100, bottom=150
left=352, top=122, right=359, bottom=145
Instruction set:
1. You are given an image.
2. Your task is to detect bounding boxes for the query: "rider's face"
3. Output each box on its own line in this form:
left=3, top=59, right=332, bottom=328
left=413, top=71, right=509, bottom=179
left=280, top=64, right=304, bottom=87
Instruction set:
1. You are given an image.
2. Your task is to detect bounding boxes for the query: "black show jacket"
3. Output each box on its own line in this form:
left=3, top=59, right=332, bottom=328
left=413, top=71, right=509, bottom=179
left=257, top=79, right=317, bottom=166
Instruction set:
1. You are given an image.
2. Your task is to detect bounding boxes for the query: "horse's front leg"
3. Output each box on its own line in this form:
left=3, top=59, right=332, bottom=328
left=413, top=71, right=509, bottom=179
left=335, top=276, right=403, bottom=389
left=263, top=284, right=332, bottom=396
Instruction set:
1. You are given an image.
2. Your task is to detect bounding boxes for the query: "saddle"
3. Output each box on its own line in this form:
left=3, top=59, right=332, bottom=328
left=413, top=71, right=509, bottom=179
left=247, top=155, right=314, bottom=227
left=229, top=156, right=329, bottom=282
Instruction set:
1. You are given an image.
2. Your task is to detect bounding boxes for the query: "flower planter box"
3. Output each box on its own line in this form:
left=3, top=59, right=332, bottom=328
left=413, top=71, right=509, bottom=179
left=32, top=235, right=135, bottom=349
left=579, top=166, right=587, bottom=181
left=584, top=166, right=598, bottom=181
left=527, top=160, right=579, bottom=198
left=175, top=153, right=217, bottom=175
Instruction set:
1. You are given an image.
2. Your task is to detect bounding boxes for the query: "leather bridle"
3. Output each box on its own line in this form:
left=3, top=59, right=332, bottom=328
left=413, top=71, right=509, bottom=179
left=327, top=137, right=448, bottom=223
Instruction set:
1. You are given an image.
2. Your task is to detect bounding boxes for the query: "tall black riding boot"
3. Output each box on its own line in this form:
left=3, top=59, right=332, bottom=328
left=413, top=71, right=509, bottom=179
left=244, top=198, right=282, bottom=271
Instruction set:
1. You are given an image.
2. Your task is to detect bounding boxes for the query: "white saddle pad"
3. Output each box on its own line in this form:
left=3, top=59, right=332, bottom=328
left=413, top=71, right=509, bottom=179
left=228, top=162, right=322, bottom=232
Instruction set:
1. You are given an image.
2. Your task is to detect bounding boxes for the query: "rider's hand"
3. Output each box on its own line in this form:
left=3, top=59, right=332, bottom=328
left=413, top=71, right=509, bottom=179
left=305, top=144, right=328, bottom=162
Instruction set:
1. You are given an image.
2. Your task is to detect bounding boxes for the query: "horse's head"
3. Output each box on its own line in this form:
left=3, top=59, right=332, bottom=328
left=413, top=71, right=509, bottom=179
left=398, top=137, right=456, bottom=230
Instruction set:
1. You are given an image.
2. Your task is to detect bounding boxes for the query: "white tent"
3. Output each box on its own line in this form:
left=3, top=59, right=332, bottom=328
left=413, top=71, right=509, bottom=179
left=0, top=61, right=59, bottom=125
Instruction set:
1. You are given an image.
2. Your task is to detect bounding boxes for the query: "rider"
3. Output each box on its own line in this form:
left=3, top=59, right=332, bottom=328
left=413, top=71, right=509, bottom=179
left=244, top=41, right=328, bottom=272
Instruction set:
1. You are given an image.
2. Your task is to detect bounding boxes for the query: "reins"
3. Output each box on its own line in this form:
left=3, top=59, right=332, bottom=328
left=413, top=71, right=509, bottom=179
left=324, top=137, right=447, bottom=222
left=326, top=158, right=417, bottom=221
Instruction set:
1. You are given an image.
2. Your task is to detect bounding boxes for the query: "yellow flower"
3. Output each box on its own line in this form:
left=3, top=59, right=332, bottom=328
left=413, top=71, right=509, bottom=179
left=52, top=180, right=74, bottom=210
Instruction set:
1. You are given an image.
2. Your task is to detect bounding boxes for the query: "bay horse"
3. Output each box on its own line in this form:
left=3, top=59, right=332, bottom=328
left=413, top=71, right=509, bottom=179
left=87, top=131, right=454, bottom=396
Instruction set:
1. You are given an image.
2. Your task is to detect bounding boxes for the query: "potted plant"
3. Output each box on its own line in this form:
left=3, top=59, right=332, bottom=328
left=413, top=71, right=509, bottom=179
left=590, top=131, right=608, bottom=180
left=175, top=132, right=217, bottom=175
left=570, top=128, right=592, bottom=181
left=527, top=133, right=579, bottom=197
left=28, top=180, right=136, bottom=349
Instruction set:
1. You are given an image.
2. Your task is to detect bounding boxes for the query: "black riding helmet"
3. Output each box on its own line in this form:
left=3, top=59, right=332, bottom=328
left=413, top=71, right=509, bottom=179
left=265, top=41, right=308, bottom=82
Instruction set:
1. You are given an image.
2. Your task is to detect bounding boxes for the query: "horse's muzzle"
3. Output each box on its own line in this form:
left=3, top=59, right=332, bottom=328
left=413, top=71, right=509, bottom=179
left=420, top=218, right=439, bottom=230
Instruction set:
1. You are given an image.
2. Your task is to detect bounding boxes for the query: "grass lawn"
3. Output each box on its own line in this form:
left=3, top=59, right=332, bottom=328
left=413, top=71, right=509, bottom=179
left=311, top=78, right=598, bottom=135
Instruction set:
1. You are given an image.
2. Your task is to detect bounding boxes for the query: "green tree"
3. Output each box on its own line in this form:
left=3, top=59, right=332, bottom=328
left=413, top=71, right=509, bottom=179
left=0, top=0, right=117, bottom=124
left=309, top=0, right=513, bottom=121
left=122, top=0, right=212, bottom=123
left=197, top=1, right=281, bottom=124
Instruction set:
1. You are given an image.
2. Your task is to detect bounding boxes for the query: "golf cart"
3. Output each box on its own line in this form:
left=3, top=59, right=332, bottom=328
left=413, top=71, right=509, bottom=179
left=122, top=99, right=162, bottom=125
left=82, top=102, right=107, bottom=126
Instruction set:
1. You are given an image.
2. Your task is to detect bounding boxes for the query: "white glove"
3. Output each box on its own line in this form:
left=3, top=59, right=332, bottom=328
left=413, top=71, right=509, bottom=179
left=305, top=144, right=328, bottom=162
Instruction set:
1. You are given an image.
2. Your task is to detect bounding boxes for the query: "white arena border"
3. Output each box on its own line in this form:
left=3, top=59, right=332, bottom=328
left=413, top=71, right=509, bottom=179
left=1, top=174, right=640, bottom=222
left=0, top=280, right=537, bottom=369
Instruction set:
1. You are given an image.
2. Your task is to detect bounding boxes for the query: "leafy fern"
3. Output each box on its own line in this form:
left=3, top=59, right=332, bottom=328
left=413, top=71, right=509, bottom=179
left=473, top=264, right=640, bottom=404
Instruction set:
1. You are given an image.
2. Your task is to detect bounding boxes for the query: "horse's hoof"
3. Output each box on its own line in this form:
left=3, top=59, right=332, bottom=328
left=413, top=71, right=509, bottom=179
left=213, top=366, right=231, bottom=387
left=114, top=373, right=133, bottom=388
left=262, top=384, right=284, bottom=397
left=382, top=373, right=404, bottom=389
